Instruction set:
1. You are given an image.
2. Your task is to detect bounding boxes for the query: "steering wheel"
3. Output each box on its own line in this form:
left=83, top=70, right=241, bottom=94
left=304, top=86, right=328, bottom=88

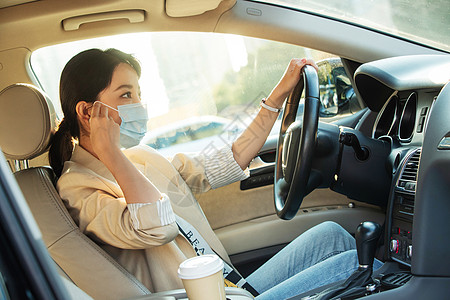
left=274, top=65, right=320, bottom=220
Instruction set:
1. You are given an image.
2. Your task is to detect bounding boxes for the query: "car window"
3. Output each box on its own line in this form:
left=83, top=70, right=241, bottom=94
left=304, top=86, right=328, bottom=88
left=257, top=0, right=449, bottom=52
left=31, top=32, right=362, bottom=156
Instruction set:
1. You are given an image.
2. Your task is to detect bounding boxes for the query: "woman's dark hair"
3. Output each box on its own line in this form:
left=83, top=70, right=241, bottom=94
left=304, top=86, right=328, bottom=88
left=48, top=48, right=141, bottom=177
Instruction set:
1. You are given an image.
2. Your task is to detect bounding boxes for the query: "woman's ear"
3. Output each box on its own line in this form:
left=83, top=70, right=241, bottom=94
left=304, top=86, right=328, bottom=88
left=75, top=101, right=91, bottom=133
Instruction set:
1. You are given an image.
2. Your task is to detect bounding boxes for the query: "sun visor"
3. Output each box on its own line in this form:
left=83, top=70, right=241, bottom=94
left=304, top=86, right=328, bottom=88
left=166, top=0, right=233, bottom=17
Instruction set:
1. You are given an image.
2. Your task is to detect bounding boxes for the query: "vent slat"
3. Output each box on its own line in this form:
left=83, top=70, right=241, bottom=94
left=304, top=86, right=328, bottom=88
left=400, top=149, right=421, bottom=182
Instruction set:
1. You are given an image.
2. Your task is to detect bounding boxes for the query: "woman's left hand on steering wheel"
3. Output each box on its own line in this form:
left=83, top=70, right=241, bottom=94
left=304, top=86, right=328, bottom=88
left=266, top=58, right=318, bottom=109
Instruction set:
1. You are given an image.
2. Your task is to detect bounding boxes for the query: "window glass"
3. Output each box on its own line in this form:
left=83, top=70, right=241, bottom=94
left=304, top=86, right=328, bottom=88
left=255, top=0, right=449, bottom=52
left=31, top=32, right=360, bottom=156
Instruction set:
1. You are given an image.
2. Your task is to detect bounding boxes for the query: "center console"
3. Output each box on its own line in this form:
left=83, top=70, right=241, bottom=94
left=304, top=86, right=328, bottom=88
left=293, top=148, right=421, bottom=300
left=389, top=148, right=421, bottom=266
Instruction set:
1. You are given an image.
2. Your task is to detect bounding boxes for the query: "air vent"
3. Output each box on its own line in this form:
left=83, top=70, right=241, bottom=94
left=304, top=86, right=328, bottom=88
left=400, top=149, right=421, bottom=181
left=397, top=149, right=421, bottom=192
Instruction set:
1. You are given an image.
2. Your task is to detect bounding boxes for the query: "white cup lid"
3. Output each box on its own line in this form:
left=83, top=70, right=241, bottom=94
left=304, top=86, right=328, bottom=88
left=178, top=255, right=224, bottom=280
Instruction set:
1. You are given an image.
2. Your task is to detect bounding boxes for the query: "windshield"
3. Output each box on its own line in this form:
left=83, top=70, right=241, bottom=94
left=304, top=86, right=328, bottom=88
left=253, top=0, right=449, bottom=52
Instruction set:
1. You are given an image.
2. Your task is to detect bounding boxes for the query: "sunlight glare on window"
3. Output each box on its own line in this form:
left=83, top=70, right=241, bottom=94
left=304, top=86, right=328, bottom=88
left=31, top=33, right=170, bottom=119
left=225, top=35, right=248, bottom=72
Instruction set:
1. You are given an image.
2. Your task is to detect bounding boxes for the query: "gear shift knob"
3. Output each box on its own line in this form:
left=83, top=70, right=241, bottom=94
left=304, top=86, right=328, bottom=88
left=355, top=222, right=381, bottom=268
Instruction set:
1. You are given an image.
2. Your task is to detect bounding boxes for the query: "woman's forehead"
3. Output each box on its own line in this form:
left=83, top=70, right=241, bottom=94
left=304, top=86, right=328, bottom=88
left=110, top=63, right=140, bottom=88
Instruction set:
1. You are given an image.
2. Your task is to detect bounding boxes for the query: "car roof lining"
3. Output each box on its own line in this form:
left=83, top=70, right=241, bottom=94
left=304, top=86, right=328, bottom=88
left=0, top=0, right=444, bottom=63
left=0, top=0, right=39, bottom=9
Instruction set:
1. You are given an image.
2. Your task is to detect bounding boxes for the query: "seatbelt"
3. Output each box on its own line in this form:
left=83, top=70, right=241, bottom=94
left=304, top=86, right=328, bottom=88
left=176, top=215, right=259, bottom=297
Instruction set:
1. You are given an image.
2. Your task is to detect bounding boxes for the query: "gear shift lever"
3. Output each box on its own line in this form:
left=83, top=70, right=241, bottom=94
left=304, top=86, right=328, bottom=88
left=306, top=222, right=382, bottom=300
left=355, top=221, right=382, bottom=269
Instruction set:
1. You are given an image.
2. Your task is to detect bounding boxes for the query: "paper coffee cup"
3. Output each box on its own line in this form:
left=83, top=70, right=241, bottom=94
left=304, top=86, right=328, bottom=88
left=178, top=255, right=226, bottom=300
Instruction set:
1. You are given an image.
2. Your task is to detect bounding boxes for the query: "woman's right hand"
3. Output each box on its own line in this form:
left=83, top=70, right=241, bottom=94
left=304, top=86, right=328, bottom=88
left=89, top=101, right=121, bottom=158
left=89, top=101, right=163, bottom=206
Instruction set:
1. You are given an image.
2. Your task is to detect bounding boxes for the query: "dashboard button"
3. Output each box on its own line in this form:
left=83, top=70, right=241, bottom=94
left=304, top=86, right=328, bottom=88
left=417, top=123, right=423, bottom=133
left=405, top=182, right=413, bottom=190
left=420, top=107, right=428, bottom=116
left=390, top=239, right=399, bottom=253
left=418, top=116, right=425, bottom=125
left=407, top=245, right=413, bottom=258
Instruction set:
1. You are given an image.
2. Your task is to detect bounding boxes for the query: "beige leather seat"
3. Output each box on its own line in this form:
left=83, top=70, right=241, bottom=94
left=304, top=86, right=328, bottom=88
left=0, top=84, right=150, bottom=299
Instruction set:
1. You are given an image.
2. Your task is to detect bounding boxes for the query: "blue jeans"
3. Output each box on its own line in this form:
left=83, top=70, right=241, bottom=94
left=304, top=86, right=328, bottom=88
left=245, top=221, right=383, bottom=300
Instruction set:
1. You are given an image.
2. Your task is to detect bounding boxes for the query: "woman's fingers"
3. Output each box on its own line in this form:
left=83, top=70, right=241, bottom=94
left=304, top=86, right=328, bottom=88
left=90, top=101, right=101, bottom=120
left=89, top=102, right=121, bottom=153
left=302, top=58, right=318, bottom=72
left=91, top=101, right=114, bottom=120
left=271, top=57, right=318, bottom=102
left=288, top=57, right=319, bottom=81
left=98, top=101, right=109, bottom=118
left=289, top=58, right=318, bottom=73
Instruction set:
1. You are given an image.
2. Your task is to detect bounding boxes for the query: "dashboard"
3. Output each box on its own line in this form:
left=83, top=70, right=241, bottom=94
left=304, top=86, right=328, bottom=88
left=354, top=54, right=450, bottom=268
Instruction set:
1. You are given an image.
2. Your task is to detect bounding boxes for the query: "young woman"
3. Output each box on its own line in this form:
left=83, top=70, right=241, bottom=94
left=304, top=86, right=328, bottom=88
left=49, top=48, right=379, bottom=299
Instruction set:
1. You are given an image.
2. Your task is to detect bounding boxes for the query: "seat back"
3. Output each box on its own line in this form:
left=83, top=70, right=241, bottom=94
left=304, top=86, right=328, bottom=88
left=0, top=84, right=150, bottom=299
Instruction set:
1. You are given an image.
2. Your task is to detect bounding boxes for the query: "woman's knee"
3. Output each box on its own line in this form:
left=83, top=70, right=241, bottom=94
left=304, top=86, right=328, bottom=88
left=315, top=221, right=347, bottom=235
left=291, top=221, right=354, bottom=250
left=313, top=221, right=355, bottom=244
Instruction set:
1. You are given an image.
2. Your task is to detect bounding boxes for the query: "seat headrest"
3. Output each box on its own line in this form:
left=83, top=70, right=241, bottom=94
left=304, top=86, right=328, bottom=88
left=0, top=84, right=57, bottom=160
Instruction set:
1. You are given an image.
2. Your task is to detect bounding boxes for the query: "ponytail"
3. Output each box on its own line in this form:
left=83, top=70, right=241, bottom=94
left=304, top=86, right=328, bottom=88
left=49, top=119, right=74, bottom=177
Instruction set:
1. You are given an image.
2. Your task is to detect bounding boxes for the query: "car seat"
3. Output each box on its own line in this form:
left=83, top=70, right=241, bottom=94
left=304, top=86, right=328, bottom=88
left=0, top=83, right=150, bottom=299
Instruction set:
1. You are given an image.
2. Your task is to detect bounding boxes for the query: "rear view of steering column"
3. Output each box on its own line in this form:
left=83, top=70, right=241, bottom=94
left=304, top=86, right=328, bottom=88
left=331, top=126, right=392, bottom=208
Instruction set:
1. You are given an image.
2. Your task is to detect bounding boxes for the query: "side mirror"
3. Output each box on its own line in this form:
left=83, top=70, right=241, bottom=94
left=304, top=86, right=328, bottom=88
left=317, top=58, right=354, bottom=117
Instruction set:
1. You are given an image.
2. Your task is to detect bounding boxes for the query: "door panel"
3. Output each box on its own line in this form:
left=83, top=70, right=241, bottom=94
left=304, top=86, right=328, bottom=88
left=197, top=166, right=385, bottom=255
left=197, top=165, right=385, bottom=276
left=214, top=205, right=385, bottom=256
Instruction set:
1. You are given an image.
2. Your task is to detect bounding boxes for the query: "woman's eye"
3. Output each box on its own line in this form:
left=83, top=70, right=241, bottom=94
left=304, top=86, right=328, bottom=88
left=121, top=92, right=132, bottom=98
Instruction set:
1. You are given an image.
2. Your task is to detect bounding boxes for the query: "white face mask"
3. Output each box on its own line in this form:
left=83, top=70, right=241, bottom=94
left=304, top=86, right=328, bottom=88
left=94, top=101, right=149, bottom=148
